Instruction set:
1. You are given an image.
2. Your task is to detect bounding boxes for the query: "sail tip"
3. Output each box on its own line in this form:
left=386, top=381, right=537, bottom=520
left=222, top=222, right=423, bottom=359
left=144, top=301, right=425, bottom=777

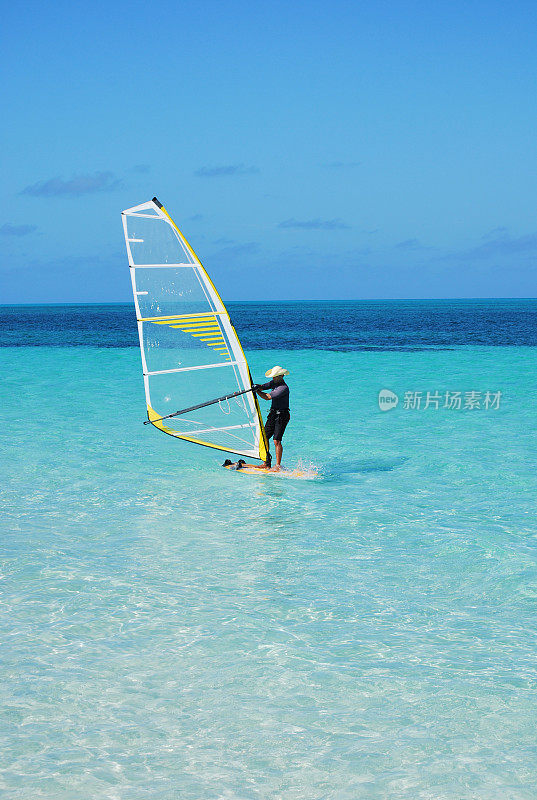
left=152, top=196, right=163, bottom=208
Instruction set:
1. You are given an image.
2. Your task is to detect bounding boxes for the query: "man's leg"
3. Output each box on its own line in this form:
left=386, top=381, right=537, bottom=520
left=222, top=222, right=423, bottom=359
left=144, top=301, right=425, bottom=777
left=271, top=411, right=289, bottom=469
left=264, top=411, right=275, bottom=468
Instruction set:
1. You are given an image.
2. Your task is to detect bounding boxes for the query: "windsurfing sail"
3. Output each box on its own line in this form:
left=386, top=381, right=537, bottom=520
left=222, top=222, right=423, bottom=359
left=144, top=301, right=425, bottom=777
left=121, top=197, right=268, bottom=461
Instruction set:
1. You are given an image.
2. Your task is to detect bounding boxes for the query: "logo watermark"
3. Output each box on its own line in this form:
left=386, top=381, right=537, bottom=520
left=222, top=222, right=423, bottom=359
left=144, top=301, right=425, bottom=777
left=378, top=389, right=502, bottom=411
left=378, top=389, right=399, bottom=412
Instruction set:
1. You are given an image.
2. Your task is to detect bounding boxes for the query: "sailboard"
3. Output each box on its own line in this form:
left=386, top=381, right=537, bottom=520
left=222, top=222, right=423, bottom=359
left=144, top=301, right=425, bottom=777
left=121, top=197, right=269, bottom=462
left=223, top=464, right=319, bottom=479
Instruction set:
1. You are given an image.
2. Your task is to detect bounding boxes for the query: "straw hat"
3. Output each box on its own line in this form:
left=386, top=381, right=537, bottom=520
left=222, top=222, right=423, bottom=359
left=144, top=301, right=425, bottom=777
left=265, top=365, right=290, bottom=378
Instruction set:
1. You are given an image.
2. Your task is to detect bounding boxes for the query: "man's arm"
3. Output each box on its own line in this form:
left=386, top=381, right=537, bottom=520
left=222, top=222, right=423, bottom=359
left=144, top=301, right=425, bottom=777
left=255, top=381, right=272, bottom=401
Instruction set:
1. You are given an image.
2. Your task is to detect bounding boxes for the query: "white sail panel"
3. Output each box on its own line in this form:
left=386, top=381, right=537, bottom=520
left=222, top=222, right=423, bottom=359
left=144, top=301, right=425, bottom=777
left=127, top=216, right=195, bottom=266
left=121, top=198, right=268, bottom=461
left=135, top=268, right=214, bottom=318
left=140, top=316, right=232, bottom=374
left=147, top=367, right=259, bottom=454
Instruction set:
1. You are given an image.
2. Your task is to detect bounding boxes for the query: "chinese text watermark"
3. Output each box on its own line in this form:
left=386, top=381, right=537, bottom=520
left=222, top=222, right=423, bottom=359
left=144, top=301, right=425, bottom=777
left=378, top=389, right=502, bottom=412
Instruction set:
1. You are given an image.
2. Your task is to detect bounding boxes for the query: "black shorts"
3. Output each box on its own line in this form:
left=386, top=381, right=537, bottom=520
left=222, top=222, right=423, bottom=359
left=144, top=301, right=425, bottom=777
left=265, top=409, right=290, bottom=441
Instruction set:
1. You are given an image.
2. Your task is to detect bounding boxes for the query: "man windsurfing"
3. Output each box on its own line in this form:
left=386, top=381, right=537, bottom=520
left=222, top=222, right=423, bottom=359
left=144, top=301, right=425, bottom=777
left=223, top=365, right=291, bottom=471
left=255, top=365, right=290, bottom=470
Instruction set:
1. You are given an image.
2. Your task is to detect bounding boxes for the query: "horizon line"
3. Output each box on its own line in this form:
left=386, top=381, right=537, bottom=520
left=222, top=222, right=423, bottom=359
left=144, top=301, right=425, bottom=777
left=1, top=296, right=537, bottom=307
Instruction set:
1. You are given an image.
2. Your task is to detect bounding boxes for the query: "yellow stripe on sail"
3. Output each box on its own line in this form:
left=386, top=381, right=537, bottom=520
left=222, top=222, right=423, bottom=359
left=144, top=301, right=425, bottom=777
left=170, top=326, right=220, bottom=332
left=139, top=314, right=217, bottom=323
left=179, top=326, right=221, bottom=332
left=182, top=323, right=219, bottom=328
left=174, top=318, right=217, bottom=322
left=147, top=320, right=217, bottom=330
left=175, top=316, right=217, bottom=322
left=142, top=318, right=217, bottom=325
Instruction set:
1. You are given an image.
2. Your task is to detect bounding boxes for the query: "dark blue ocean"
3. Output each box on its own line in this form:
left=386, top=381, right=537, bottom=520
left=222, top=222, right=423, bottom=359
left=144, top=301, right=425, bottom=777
left=1, top=299, right=536, bottom=349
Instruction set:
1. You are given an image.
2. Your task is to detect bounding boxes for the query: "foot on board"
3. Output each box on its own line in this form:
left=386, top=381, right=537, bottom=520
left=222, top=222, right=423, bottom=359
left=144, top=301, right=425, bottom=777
left=222, top=458, right=246, bottom=471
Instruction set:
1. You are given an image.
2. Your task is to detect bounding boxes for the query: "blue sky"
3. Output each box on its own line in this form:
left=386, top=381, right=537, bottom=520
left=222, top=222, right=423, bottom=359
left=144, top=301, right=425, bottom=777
left=1, top=0, right=536, bottom=301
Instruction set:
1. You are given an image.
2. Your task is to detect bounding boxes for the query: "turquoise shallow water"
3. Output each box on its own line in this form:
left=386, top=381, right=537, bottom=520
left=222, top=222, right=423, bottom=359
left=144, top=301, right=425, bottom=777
left=2, top=327, right=537, bottom=797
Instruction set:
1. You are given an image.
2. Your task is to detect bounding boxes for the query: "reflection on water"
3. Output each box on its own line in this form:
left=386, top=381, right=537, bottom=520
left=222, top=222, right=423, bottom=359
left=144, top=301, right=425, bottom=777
left=323, top=456, right=409, bottom=481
